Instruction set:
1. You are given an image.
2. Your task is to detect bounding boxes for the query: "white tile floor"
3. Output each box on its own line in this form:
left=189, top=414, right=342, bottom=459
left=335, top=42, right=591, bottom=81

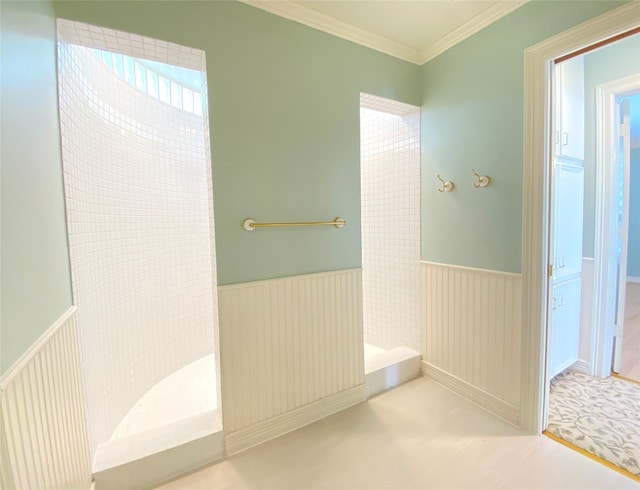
left=156, top=377, right=637, bottom=490
left=111, top=354, right=218, bottom=440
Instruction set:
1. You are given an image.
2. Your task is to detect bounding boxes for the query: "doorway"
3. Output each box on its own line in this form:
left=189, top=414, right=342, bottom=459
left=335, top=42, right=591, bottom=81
left=611, top=92, right=640, bottom=380
left=56, top=19, right=223, bottom=488
left=359, top=93, right=422, bottom=397
left=546, top=37, right=640, bottom=385
left=594, top=83, right=640, bottom=380
left=542, top=32, right=640, bottom=478
left=519, top=4, right=640, bottom=435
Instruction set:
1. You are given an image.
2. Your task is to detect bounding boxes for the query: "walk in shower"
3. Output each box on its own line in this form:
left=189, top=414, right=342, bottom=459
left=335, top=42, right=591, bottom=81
left=360, top=93, right=421, bottom=396
left=56, top=20, right=221, bottom=486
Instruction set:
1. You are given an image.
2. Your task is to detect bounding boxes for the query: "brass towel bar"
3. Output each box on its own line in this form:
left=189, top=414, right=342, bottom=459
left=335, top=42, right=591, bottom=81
left=243, top=217, right=346, bottom=231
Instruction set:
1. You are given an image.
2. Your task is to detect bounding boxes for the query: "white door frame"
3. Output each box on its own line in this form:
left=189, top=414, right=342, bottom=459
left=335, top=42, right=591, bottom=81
left=520, top=2, right=640, bottom=434
left=593, top=76, right=640, bottom=378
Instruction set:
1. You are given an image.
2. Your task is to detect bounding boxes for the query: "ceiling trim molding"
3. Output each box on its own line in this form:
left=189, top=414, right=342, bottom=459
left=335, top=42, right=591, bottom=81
left=239, top=0, right=423, bottom=64
left=419, top=1, right=529, bottom=64
left=240, top=1, right=528, bottom=66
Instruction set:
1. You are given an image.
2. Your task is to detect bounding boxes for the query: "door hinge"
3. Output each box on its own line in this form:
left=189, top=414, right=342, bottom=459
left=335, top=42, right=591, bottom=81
left=548, top=264, right=553, bottom=277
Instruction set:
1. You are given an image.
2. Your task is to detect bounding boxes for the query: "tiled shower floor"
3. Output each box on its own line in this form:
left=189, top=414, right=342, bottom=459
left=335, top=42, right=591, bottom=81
left=111, top=354, right=219, bottom=440
left=110, top=345, right=405, bottom=441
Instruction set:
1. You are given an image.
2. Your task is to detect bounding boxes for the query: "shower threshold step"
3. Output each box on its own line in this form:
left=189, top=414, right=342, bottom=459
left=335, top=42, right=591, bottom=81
left=364, top=346, right=421, bottom=398
left=93, top=409, right=223, bottom=490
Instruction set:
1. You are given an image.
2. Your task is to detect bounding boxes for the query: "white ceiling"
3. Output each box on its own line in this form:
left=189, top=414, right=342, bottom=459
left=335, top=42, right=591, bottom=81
left=240, top=0, right=528, bottom=65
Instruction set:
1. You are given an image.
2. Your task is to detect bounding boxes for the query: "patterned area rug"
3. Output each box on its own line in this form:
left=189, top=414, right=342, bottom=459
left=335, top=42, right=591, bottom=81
left=548, top=371, right=640, bottom=476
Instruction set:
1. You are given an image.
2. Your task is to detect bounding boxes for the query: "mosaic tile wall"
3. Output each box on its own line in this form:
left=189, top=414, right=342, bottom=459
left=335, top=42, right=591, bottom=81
left=360, top=94, right=421, bottom=352
left=57, top=41, right=215, bottom=456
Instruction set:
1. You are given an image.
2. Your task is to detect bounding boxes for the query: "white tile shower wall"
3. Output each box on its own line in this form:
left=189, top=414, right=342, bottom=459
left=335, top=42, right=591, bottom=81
left=0, top=308, right=92, bottom=490
left=57, top=43, right=216, bottom=458
left=360, top=94, right=421, bottom=352
left=200, top=70, right=223, bottom=415
left=57, top=19, right=204, bottom=71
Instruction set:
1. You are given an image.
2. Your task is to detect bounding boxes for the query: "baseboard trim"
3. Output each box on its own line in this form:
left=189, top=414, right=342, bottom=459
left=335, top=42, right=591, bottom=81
left=570, top=359, right=592, bottom=375
left=421, top=361, right=519, bottom=426
left=627, top=276, right=640, bottom=284
left=225, top=384, right=365, bottom=455
left=1, top=306, right=76, bottom=388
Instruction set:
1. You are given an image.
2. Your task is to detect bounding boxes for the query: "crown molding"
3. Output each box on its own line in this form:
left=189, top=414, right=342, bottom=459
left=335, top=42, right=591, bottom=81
left=239, top=0, right=422, bottom=64
left=419, top=1, right=529, bottom=64
left=240, top=1, right=528, bottom=66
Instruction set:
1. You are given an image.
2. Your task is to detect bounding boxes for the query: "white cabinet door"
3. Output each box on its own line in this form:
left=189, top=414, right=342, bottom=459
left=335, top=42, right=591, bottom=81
left=549, top=160, right=584, bottom=379
left=549, top=277, right=581, bottom=378
left=553, top=162, right=584, bottom=280
left=548, top=57, right=585, bottom=381
left=556, top=56, right=585, bottom=161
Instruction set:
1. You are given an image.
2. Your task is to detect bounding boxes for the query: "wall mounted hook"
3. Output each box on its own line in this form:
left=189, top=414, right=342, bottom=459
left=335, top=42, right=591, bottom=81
left=437, top=174, right=454, bottom=192
left=471, top=169, right=491, bottom=188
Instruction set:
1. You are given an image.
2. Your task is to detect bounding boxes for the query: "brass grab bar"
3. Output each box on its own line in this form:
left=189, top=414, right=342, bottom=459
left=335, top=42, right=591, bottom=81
left=243, top=217, right=346, bottom=231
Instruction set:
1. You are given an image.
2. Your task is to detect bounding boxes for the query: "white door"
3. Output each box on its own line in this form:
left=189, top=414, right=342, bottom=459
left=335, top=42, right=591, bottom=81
left=612, top=98, right=632, bottom=373
left=592, top=76, right=640, bottom=379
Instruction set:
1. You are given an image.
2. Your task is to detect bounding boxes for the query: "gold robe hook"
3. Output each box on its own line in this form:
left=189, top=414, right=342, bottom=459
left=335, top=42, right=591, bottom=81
left=471, top=169, right=491, bottom=188
left=437, top=174, right=454, bottom=192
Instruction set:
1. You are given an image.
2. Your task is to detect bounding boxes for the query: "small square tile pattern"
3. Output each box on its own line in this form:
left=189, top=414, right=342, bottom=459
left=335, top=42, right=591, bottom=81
left=360, top=94, right=421, bottom=352
left=57, top=19, right=204, bottom=71
left=57, top=40, right=217, bottom=458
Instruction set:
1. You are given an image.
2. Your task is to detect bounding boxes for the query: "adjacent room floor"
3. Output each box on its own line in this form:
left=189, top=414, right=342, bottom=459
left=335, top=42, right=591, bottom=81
left=620, top=282, right=640, bottom=381
left=155, top=377, right=636, bottom=490
left=547, top=370, right=640, bottom=477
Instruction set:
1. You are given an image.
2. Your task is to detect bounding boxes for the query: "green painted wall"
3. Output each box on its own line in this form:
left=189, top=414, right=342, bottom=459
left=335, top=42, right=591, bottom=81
left=2, top=0, right=632, bottom=372
left=53, top=0, right=421, bottom=286
left=582, top=34, right=640, bottom=258
left=419, top=1, right=626, bottom=273
left=629, top=147, right=640, bottom=277
left=1, top=1, right=73, bottom=374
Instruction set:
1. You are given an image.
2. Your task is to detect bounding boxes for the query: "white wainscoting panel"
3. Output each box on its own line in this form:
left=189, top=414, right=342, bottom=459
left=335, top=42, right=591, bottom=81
left=421, top=262, right=522, bottom=424
left=218, top=269, right=365, bottom=452
left=0, top=307, right=92, bottom=490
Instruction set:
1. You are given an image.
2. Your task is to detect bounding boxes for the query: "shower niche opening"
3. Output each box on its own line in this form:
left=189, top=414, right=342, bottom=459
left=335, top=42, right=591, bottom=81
left=360, top=93, right=422, bottom=397
left=56, top=20, right=222, bottom=488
